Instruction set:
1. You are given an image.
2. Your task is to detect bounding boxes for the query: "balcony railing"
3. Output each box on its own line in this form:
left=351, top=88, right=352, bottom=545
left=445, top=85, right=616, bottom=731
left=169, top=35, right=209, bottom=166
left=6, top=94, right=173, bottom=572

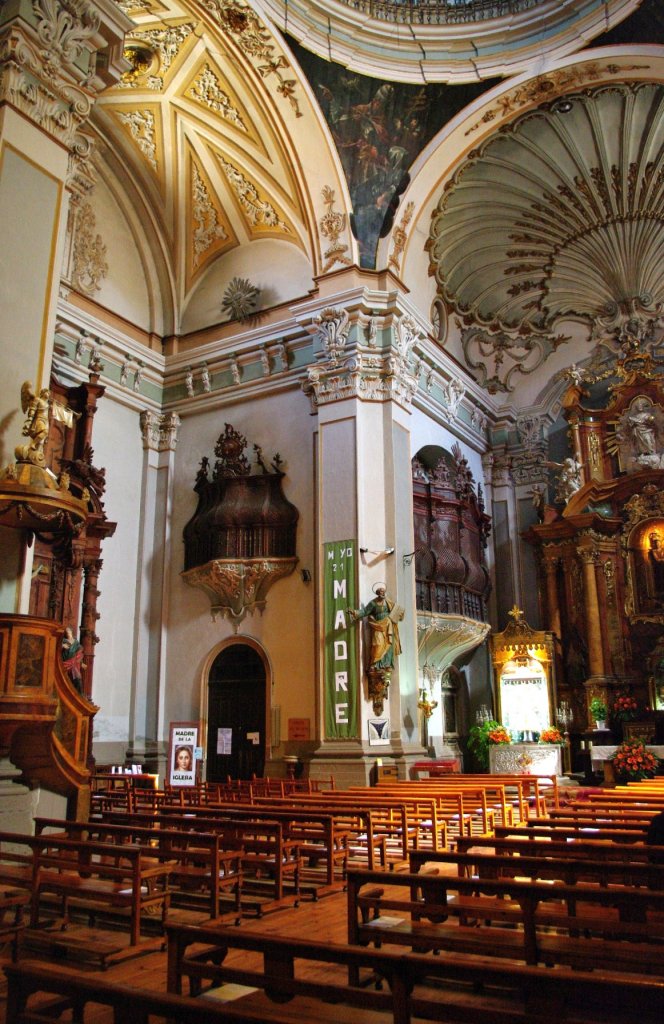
left=339, top=0, right=543, bottom=25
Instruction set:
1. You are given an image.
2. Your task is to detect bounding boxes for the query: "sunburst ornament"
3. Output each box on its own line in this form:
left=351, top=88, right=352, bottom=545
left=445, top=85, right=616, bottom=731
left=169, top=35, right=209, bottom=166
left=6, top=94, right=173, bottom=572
left=221, top=277, right=260, bottom=322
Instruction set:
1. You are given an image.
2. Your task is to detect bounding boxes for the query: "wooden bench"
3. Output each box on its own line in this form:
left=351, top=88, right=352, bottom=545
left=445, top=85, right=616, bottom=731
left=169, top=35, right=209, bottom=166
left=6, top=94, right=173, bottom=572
left=455, top=833, right=664, bottom=866
left=3, top=962, right=334, bottom=1024
left=94, top=810, right=300, bottom=904
left=0, top=887, right=30, bottom=962
left=33, top=817, right=243, bottom=921
left=374, top=779, right=516, bottom=828
left=164, top=919, right=664, bottom=1024
left=161, top=804, right=350, bottom=885
left=24, top=832, right=170, bottom=945
left=408, top=846, right=664, bottom=890
left=347, top=867, right=664, bottom=974
left=368, top=782, right=499, bottom=835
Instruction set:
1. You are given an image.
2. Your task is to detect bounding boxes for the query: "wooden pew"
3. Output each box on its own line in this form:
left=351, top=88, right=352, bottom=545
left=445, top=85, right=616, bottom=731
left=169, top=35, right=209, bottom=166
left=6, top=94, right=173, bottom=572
left=33, top=817, right=243, bottom=921
left=496, top=822, right=652, bottom=843
left=0, top=887, right=30, bottom=962
left=92, top=810, right=301, bottom=904
left=455, top=833, right=664, bottom=865
left=2, top=831, right=171, bottom=945
left=408, top=846, right=664, bottom=889
left=368, top=782, right=499, bottom=835
left=164, top=920, right=664, bottom=1024
left=346, top=867, right=664, bottom=974
left=3, top=962, right=335, bottom=1024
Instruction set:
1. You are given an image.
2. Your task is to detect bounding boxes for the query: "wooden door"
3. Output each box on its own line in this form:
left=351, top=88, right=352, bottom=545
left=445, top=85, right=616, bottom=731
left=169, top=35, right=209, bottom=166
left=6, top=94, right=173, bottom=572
left=206, top=644, right=266, bottom=781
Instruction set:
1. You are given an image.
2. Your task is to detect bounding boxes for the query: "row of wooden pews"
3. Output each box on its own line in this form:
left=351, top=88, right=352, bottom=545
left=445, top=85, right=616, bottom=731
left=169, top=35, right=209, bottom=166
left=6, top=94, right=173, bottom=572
left=5, top=773, right=664, bottom=1023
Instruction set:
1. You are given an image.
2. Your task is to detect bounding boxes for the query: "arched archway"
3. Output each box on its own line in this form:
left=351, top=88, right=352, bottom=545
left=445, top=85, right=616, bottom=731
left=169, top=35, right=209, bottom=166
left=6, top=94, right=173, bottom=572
left=206, top=642, right=268, bottom=781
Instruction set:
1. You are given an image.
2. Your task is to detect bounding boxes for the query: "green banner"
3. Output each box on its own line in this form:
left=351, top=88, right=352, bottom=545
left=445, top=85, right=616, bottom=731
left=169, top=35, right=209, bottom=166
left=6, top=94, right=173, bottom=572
left=324, top=540, right=359, bottom=739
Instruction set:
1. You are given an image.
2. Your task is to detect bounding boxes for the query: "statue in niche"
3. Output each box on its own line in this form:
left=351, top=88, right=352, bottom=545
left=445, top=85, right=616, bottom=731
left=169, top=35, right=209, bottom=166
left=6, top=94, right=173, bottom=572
left=648, top=529, right=664, bottom=602
left=614, top=398, right=664, bottom=471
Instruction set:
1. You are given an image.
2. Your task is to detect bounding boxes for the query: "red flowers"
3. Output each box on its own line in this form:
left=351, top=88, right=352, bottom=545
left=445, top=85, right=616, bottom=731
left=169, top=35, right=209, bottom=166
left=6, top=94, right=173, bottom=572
left=487, top=726, right=511, bottom=745
left=611, top=741, right=659, bottom=780
left=611, top=692, right=639, bottom=722
left=540, top=727, right=564, bottom=744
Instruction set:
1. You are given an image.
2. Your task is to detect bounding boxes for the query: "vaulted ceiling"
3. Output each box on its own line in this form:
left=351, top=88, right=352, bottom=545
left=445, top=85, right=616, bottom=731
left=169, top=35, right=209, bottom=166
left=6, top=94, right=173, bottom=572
left=90, top=0, right=661, bottom=396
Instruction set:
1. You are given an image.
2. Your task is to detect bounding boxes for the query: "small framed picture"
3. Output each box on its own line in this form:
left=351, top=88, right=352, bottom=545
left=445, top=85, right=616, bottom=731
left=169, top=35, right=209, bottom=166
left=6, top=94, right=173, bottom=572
left=368, top=718, right=390, bottom=745
left=168, top=721, right=199, bottom=787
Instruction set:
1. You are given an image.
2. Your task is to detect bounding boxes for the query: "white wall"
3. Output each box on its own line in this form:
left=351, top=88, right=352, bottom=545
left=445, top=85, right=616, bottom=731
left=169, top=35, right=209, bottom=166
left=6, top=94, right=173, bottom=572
left=164, top=385, right=317, bottom=744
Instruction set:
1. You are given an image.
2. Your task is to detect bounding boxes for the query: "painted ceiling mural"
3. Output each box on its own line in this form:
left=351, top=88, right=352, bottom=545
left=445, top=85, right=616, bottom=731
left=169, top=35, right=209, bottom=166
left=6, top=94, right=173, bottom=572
left=288, top=37, right=497, bottom=268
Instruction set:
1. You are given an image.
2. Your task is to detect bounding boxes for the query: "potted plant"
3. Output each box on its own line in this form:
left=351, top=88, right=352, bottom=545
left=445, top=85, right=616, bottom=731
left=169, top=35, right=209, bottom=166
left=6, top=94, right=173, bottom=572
left=590, top=696, right=608, bottom=729
left=467, top=719, right=510, bottom=771
left=610, top=741, right=660, bottom=782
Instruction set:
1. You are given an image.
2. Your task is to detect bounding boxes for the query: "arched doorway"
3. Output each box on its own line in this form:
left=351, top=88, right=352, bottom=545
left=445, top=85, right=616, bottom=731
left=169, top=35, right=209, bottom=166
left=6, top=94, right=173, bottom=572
left=206, top=643, right=267, bottom=781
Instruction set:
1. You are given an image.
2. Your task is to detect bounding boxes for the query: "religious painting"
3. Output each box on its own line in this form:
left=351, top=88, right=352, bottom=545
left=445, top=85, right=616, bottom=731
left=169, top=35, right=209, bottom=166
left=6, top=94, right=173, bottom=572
left=288, top=38, right=497, bottom=269
left=168, top=721, right=198, bottom=787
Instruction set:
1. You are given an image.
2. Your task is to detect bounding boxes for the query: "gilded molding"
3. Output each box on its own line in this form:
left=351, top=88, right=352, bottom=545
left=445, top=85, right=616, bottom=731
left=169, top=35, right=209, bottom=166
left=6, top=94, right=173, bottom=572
left=121, top=22, right=194, bottom=90
left=192, top=164, right=228, bottom=267
left=117, top=109, right=158, bottom=171
left=464, top=61, right=649, bottom=137
left=388, top=200, right=414, bottom=275
left=198, top=0, right=302, bottom=118
left=71, top=201, right=108, bottom=294
left=218, top=157, right=288, bottom=231
left=186, top=63, right=247, bottom=129
left=0, top=1, right=128, bottom=150
left=319, top=186, right=351, bottom=273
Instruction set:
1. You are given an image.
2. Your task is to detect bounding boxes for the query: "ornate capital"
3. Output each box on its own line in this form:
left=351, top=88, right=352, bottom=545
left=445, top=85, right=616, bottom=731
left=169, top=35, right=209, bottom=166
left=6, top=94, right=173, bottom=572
left=139, top=410, right=180, bottom=452
left=0, top=1, right=131, bottom=150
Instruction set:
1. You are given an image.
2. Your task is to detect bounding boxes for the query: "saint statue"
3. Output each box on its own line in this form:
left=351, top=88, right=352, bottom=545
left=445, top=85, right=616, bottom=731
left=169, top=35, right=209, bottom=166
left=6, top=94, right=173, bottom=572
left=61, top=626, right=85, bottom=695
left=349, top=584, right=404, bottom=714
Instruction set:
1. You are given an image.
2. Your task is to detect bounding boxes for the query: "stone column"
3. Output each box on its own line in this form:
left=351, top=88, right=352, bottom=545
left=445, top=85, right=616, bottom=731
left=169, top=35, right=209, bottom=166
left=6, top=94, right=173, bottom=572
left=127, top=411, right=180, bottom=775
left=0, top=0, right=131, bottom=612
left=302, top=292, right=423, bottom=785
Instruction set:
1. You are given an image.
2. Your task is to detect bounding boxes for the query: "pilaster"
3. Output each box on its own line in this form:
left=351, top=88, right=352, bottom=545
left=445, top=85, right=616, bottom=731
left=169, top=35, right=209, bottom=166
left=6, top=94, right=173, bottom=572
left=127, top=411, right=180, bottom=773
left=303, top=292, right=426, bottom=780
left=0, top=0, right=131, bottom=613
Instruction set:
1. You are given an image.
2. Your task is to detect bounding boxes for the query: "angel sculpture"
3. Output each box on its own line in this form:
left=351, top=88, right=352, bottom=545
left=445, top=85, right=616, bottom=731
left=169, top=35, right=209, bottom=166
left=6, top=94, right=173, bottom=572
left=15, top=381, right=50, bottom=466
left=545, top=456, right=583, bottom=504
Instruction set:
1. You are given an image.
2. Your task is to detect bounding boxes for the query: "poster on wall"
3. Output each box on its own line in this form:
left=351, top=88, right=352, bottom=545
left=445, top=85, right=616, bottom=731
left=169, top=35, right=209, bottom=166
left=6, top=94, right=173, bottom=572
left=168, top=721, right=198, bottom=787
left=323, top=539, right=359, bottom=739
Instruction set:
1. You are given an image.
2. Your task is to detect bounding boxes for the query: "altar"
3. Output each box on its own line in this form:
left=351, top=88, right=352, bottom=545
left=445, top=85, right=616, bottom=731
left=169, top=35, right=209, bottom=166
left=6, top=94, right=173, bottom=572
left=489, top=743, right=562, bottom=776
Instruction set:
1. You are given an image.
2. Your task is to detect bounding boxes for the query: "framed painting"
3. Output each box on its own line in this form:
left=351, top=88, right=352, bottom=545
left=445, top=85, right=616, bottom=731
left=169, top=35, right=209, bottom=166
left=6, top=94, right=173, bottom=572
left=168, top=721, right=198, bottom=787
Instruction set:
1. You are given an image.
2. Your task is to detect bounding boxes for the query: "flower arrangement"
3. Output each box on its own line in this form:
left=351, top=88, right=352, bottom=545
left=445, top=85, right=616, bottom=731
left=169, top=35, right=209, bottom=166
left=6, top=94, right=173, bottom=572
left=611, top=741, right=660, bottom=781
left=487, top=725, right=512, bottom=745
left=611, top=692, right=639, bottom=723
left=539, top=727, right=564, bottom=744
left=468, top=719, right=510, bottom=770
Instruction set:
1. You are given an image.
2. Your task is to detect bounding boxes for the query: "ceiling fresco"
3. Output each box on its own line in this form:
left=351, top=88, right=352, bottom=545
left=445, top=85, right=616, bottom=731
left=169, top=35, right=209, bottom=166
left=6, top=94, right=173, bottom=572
left=287, top=37, right=497, bottom=268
